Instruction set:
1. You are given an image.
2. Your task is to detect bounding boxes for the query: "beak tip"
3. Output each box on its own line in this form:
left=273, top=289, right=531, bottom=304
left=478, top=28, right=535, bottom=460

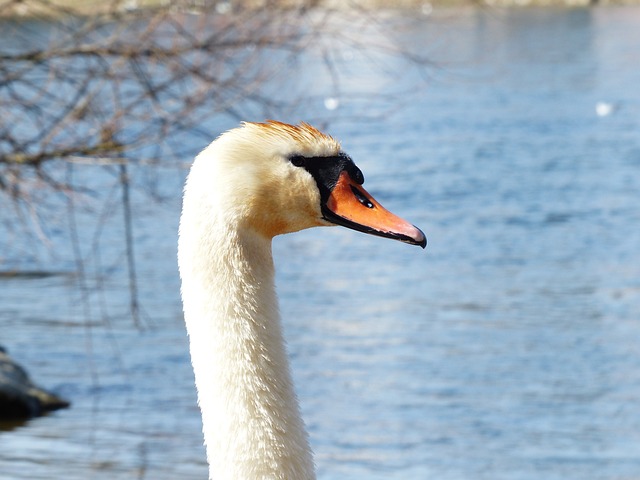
left=415, top=228, right=427, bottom=249
left=402, top=225, right=426, bottom=248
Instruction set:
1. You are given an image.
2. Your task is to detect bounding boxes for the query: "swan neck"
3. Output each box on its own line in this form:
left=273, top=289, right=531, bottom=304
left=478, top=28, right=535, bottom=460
left=179, top=224, right=315, bottom=480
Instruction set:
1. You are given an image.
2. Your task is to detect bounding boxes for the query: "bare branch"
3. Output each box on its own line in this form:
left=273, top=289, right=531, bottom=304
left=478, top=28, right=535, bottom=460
left=0, top=0, right=432, bottom=324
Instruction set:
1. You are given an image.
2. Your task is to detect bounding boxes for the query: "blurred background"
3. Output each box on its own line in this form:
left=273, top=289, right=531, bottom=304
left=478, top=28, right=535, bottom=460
left=1, top=1, right=639, bottom=479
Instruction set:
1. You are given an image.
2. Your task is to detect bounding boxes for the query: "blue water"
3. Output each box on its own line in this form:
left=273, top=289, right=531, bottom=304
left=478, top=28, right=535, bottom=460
left=2, top=6, right=640, bottom=480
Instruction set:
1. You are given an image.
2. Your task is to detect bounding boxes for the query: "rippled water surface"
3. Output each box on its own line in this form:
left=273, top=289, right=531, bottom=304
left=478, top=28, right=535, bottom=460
left=2, top=7, right=640, bottom=480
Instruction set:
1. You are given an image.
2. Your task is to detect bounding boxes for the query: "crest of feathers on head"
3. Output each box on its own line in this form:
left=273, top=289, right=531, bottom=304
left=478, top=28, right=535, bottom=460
left=242, top=120, right=341, bottom=155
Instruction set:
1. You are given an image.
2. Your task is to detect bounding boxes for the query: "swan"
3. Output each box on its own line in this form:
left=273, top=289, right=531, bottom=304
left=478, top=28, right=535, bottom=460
left=178, top=120, right=425, bottom=480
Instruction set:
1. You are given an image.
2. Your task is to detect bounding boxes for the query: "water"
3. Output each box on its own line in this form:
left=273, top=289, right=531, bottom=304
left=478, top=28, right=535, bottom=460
left=2, top=7, right=640, bottom=480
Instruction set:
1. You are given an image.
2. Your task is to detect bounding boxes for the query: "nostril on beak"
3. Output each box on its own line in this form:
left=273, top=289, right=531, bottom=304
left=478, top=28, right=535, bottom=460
left=350, top=185, right=374, bottom=209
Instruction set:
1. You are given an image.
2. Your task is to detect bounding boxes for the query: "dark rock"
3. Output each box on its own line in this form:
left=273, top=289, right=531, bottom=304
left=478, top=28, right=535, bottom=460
left=0, top=345, right=70, bottom=420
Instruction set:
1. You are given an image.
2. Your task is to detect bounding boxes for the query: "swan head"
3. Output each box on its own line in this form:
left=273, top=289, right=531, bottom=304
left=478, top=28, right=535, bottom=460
left=188, top=120, right=426, bottom=248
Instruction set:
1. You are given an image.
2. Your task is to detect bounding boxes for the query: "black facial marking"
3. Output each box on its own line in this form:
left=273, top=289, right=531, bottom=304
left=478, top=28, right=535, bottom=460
left=289, top=152, right=364, bottom=204
left=290, top=152, right=426, bottom=248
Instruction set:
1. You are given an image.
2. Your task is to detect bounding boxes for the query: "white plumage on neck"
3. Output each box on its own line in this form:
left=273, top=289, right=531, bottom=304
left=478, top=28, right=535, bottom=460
left=179, top=226, right=313, bottom=479
left=178, top=123, right=338, bottom=479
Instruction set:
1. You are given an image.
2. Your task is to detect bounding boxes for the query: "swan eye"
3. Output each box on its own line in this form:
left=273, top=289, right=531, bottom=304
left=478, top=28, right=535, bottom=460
left=290, top=155, right=306, bottom=167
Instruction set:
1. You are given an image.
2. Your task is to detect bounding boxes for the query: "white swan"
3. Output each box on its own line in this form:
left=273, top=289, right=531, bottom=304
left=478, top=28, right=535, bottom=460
left=178, top=121, right=425, bottom=480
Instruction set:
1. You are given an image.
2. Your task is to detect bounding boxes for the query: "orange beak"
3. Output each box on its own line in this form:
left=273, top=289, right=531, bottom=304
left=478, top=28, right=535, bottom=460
left=323, top=171, right=426, bottom=248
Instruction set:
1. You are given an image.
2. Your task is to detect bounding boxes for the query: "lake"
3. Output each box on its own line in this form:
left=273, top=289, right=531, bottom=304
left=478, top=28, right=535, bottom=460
left=1, top=6, right=640, bottom=480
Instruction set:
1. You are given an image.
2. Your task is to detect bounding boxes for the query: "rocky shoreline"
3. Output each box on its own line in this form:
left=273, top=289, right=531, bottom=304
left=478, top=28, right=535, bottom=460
left=0, top=346, right=70, bottom=421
